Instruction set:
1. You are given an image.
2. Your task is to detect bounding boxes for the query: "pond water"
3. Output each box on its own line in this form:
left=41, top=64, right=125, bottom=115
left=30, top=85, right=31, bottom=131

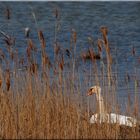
left=0, top=2, right=140, bottom=111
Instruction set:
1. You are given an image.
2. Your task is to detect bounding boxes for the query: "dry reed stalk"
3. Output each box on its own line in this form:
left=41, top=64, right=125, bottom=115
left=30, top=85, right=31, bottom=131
left=100, top=26, right=108, bottom=44
left=59, top=54, right=64, bottom=71
left=53, top=42, right=61, bottom=64
left=88, top=48, right=99, bottom=85
left=88, top=48, right=95, bottom=61
left=54, top=8, right=60, bottom=65
left=0, top=78, right=2, bottom=88
left=0, top=68, right=3, bottom=88
left=133, top=76, right=139, bottom=120
left=54, top=7, right=61, bottom=43
left=28, top=39, right=36, bottom=51
left=97, top=39, right=105, bottom=87
left=29, top=63, right=37, bottom=75
left=26, top=45, right=31, bottom=60
left=26, top=39, right=38, bottom=76
left=3, top=33, right=15, bottom=47
left=57, top=54, right=64, bottom=93
left=42, top=54, right=51, bottom=69
left=54, top=42, right=60, bottom=56
left=38, top=30, right=51, bottom=74
left=5, top=69, right=10, bottom=91
left=71, top=29, right=77, bottom=83
left=38, top=30, right=46, bottom=49
left=97, top=39, right=103, bottom=55
left=5, top=7, right=10, bottom=20
left=54, top=8, right=59, bottom=19
left=0, top=49, right=5, bottom=61
left=81, top=52, right=89, bottom=62
left=100, top=26, right=112, bottom=87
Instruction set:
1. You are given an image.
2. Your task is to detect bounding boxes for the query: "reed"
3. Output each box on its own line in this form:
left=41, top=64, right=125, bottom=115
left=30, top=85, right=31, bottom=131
left=100, top=26, right=112, bottom=87
left=0, top=7, right=139, bottom=139
left=5, top=7, right=10, bottom=20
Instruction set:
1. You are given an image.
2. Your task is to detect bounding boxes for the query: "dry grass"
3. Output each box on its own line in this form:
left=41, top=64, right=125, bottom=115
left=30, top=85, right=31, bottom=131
left=0, top=86, right=140, bottom=139
left=0, top=7, right=139, bottom=139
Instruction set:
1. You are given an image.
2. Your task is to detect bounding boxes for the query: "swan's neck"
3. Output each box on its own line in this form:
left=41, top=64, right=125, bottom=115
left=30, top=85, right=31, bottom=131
left=96, top=89, right=106, bottom=114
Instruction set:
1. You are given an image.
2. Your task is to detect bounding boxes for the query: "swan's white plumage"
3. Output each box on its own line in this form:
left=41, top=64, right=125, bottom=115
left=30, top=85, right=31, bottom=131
left=90, top=113, right=137, bottom=127
left=87, top=86, right=137, bottom=127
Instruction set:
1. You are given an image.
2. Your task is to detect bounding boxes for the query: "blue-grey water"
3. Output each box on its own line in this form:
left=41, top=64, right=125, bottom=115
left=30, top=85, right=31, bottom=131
left=0, top=2, right=140, bottom=112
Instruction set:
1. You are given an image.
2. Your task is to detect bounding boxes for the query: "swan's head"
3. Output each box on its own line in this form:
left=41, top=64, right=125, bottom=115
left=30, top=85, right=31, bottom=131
left=87, top=86, right=101, bottom=96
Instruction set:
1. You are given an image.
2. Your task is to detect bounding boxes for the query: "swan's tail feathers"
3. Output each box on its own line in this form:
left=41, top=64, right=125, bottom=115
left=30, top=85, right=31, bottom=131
left=126, top=117, right=137, bottom=127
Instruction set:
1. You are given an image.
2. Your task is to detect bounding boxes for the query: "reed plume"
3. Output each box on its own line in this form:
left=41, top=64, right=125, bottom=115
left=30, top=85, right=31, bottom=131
left=5, top=7, right=10, bottom=20
left=38, top=30, right=46, bottom=49
left=59, top=54, right=64, bottom=71
left=5, top=69, right=10, bottom=91
left=97, top=39, right=103, bottom=54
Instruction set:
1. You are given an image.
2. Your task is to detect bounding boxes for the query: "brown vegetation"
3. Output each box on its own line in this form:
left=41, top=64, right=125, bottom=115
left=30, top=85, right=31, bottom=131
left=0, top=7, right=139, bottom=139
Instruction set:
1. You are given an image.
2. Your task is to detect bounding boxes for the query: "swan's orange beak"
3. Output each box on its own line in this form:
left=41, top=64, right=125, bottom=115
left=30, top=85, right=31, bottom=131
left=87, top=91, right=92, bottom=96
left=87, top=88, right=95, bottom=96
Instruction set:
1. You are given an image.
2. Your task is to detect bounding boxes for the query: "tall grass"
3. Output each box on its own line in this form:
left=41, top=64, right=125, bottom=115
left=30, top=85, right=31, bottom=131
left=0, top=6, right=139, bottom=139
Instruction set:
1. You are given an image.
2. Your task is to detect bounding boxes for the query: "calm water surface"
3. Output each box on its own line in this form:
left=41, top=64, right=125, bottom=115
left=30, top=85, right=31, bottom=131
left=0, top=2, right=140, bottom=110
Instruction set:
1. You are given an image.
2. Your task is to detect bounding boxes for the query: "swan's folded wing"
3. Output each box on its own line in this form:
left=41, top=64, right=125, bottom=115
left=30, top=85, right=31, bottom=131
left=90, top=114, right=98, bottom=123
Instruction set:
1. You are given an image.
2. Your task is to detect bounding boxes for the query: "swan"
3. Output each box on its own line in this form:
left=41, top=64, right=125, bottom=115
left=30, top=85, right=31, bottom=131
left=87, top=86, right=137, bottom=127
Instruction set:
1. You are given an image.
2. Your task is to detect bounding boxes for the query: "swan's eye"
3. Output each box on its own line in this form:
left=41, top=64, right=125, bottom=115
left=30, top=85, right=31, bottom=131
left=89, top=88, right=93, bottom=92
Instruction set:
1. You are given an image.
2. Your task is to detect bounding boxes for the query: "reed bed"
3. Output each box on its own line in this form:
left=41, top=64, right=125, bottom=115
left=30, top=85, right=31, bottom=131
left=0, top=6, right=140, bottom=139
left=0, top=76, right=140, bottom=139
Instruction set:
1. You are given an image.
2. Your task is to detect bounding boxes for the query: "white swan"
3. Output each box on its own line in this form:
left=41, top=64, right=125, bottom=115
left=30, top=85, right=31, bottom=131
left=87, top=86, right=137, bottom=127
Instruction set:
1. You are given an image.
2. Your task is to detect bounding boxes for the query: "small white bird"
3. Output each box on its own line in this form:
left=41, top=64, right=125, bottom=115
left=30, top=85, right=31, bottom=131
left=87, top=86, right=137, bottom=127
left=25, top=27, right=30, bottom=38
